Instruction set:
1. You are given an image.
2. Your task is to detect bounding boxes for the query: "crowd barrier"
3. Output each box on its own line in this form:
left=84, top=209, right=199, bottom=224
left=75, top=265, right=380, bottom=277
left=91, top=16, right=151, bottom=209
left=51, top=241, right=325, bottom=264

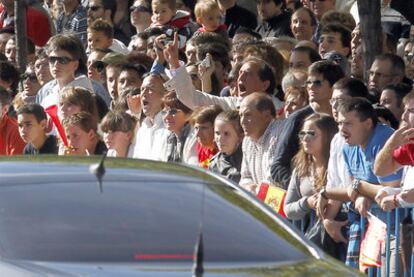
left=290, top=208, right=414, bottom=276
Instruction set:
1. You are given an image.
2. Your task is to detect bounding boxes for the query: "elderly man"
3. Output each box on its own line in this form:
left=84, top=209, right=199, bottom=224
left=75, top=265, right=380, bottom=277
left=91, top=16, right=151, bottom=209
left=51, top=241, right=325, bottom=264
left=164, top=33, right=283, bottom=112
left=132, top=73, right=170, bottom=160
left=239, top=92, right=282, bottom=193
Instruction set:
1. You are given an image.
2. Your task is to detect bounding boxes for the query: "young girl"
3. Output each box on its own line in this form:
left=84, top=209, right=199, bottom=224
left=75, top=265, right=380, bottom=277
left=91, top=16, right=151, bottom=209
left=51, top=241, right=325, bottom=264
left=191, top=105, right=222, bottom=168
left=100, top=111, right=137, bottom=158
left=284, top=113, right=338, bottom=220
left=209, top=110, right=244, bottom=183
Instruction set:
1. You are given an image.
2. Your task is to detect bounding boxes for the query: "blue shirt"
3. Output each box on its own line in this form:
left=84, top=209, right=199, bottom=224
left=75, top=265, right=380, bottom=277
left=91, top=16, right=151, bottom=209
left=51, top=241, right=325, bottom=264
left=343, top=123, right=402, bottom=184
left=343, top=123, right=402, bottom=229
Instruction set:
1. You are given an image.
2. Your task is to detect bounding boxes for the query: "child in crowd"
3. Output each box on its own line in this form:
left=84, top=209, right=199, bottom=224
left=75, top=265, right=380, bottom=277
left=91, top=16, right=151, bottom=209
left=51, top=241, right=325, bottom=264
left=87, top=19, right=129, bottom=55
left=162, top=91, right=197, bottom=165
left=17, top=103, right=58, bottom=155
left=191, top=105, right=222, bottom=168
left=62, top=112, right=107, bottom=156
left=194, top=0, right=227, bottom=38
left=150, top=0, right=196, bottom=47
left=100, top=111, right=136, bottom=158
left=58, top=86, right=99, bottom=122
left=209, top=110, right=244, bottom=183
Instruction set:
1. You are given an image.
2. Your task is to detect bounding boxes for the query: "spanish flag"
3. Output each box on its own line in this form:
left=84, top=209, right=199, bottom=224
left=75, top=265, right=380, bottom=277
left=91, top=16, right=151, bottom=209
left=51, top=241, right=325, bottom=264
left=257, top=183, right=287, bottom=217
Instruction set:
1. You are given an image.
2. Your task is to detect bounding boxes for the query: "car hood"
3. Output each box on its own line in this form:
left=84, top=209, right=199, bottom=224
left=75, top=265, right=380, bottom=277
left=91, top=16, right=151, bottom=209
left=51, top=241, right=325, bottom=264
left=0, top=259, right=362, bottom=276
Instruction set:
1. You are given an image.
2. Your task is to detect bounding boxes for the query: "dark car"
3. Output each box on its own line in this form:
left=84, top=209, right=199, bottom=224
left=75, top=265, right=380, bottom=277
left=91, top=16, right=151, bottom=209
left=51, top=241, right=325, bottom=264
left=0, top=156, right=361, bottom=276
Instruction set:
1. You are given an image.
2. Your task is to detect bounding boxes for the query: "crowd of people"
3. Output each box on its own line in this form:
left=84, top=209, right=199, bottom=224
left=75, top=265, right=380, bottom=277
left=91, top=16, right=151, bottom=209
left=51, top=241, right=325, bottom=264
left=0, top=0, right=414, bottom=275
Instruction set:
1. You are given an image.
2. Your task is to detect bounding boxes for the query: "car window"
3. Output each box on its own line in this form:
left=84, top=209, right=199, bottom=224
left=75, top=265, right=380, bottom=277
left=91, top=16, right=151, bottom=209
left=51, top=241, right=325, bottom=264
left=0, top=168, right=310, bottom=264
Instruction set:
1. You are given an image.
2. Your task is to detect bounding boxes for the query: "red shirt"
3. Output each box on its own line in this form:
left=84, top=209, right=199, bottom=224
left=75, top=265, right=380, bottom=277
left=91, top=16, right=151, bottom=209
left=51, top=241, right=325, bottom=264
left=197, top=143, right=217, bottom=169
left=0, top=114, right=25, bottom=155
left=392, top=143, right=414, bottom=166
left=0, top=4, right=52, bottom=46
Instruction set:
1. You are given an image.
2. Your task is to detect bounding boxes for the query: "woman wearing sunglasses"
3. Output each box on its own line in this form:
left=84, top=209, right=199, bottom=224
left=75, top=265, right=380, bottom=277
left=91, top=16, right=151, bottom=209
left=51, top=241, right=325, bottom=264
left=284, top=113, right=337, bottom=220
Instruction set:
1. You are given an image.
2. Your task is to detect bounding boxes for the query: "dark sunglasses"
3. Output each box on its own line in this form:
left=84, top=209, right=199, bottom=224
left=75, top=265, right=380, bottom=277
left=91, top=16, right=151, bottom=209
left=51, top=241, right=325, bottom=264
left=87, top=5, right=102, bottom=12
left=48, top=56, right=75, bottom=65
left=306, top=79, right=324, bottom=87
left=21, top=73, right=38, bottom=82
left=130, top=5, right=151, bottom=13
left=91, top=61, right=105, bottom=73
left=298, top=130, right=317, bottom=140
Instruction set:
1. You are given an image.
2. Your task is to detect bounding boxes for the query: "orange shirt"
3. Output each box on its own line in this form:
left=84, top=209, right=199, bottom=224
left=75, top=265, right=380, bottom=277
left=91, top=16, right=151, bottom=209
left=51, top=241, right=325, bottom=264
left=0, top=114, right=25, bottom=155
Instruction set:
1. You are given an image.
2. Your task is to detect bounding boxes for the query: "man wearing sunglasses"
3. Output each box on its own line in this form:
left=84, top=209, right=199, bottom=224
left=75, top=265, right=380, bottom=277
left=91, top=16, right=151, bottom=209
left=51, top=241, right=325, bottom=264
left=271, top=60, right=344, bottom=189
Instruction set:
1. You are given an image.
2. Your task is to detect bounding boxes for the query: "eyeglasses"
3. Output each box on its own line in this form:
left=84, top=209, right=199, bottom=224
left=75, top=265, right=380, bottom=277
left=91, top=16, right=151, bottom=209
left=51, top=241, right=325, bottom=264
left=309, top=0, right=326, bottom=2
left=163, top=108, right=182, bottom=116
left=21, top=73, right=38, bottom=82
left=329, top=98, right=347, bottom=107
left=306, top=79, right=324, bottom=87
left=298, top=130, right=317, bottom=140
left=130, top=5, right=151, bottom=13
left=87, top=5, right=102, bottom=12
left=48, top=56, right=75, bottom=65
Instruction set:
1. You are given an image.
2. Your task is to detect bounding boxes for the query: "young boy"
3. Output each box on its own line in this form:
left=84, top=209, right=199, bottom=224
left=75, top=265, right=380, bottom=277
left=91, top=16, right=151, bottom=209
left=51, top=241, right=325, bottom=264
left=62, top=112, right=107, bottom=156
left=87, top=19, right=129, bottom=55
left=17, top=103, right=58, bottom=154
left=150, top=0, right=196, bottom=47
left=194, top=0, right=227, bottom=38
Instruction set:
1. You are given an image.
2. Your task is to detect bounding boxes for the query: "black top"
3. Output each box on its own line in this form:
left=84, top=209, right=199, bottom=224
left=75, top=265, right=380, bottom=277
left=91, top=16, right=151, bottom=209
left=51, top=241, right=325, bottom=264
left=224, top=4, right=258, bottom=38
left=209, top=144, right=243, bottom=183
left=271, top=105, right=314, bottom=189
left=255, top=11, right=293, bottom=38
left=94, top=140, right=108, bottom=155
left=23, top=135, right=58, bottom=155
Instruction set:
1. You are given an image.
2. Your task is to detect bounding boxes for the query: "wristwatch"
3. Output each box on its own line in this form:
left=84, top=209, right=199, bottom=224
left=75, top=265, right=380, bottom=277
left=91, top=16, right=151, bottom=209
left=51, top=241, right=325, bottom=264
left=320, top=187, right=328, bottom=200
left=351, top=179, right=361, bottom=193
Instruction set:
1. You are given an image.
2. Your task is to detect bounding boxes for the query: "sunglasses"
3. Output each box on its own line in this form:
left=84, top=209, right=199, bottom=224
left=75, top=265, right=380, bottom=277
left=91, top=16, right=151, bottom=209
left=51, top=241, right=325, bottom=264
left=87, top=5, right=102, bottom=12
left=21, top=73, right=38, bottom=82
left=48, top=56, right=75, bottom=65
left=298, top=130, right=317, bottom=140
left=130, top=5, right=151, bottom=13
left=91, top=61, right=105, bottom=73
left=306, top=79, right=324, bottom=87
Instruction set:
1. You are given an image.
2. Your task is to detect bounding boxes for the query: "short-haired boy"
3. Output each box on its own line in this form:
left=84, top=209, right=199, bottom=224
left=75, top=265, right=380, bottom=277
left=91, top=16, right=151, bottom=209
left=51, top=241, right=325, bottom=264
left=87, top=19, right=129, bottom=54
left=17, top=103, right=58, bottom=154
left=62, top=111, right=107, bottom=155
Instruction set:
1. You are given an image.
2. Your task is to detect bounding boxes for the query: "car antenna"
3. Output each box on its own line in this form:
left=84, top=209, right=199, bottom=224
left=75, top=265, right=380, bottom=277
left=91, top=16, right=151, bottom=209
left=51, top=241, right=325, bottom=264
left=192, top=183, right=205, bottom=277
left=89, top=152, right=107, bottom=193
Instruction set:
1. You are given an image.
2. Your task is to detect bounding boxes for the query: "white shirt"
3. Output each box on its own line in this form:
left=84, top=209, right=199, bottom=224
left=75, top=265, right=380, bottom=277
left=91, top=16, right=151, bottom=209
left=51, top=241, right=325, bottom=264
left=132, top=112, right=170, bottom=161
left=239, top=119, right=280, bottom=192
left=327, top=132, right=352, bottom=188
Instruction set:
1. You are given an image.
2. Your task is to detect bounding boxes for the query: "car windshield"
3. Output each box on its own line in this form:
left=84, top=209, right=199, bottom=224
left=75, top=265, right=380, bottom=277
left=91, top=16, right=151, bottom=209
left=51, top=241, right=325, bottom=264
left=0, top=164, right=310, bottom=264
